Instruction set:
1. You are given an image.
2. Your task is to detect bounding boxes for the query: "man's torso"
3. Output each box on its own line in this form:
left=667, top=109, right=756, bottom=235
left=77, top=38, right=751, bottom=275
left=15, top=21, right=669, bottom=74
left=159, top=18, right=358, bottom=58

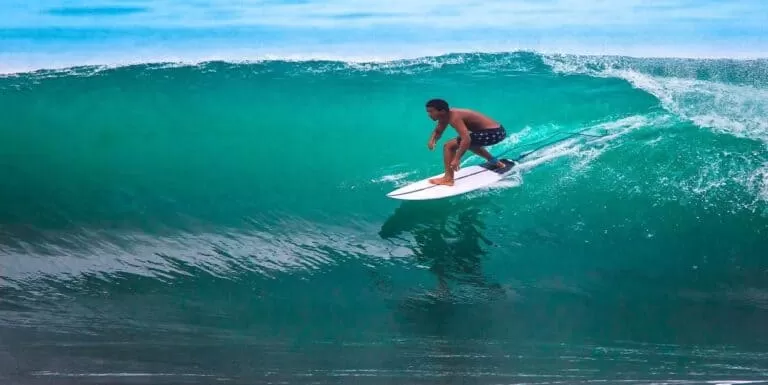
left=449, top=108, right=500, bottom=131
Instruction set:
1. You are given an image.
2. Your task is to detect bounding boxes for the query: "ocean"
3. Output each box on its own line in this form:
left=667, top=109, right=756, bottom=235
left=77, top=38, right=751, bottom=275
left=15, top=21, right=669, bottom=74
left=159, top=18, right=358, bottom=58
left=1, top=51, right=768, bottom=384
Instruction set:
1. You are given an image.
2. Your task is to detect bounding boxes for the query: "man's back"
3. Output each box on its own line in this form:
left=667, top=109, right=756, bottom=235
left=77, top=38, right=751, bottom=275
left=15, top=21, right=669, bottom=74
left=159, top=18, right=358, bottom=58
left=450, top=108, right=500, bottom=131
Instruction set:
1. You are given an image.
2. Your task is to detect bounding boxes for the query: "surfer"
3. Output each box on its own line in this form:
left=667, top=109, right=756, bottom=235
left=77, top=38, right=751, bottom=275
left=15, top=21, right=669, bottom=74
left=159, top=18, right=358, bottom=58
left=425, top=98, right=508, bottom=186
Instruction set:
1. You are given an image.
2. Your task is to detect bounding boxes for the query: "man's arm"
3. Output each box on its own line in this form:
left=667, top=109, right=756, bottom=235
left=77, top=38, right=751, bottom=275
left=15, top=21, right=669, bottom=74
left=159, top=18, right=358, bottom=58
left=428, top=120, right=448, bottom=149
left=451, top=118, right=472, bottom=159
left=431, top=121, right=447, bottom=142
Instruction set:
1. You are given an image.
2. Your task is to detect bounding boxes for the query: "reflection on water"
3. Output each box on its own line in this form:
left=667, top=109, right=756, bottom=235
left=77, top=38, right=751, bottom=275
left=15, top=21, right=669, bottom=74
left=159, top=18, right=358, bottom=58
left=379, top=198, right=506, bottom=301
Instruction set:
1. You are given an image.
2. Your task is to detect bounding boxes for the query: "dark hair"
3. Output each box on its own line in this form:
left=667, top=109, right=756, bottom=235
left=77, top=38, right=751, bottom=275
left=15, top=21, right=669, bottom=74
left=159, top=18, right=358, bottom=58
left=426, top=98, right=449, bottom=111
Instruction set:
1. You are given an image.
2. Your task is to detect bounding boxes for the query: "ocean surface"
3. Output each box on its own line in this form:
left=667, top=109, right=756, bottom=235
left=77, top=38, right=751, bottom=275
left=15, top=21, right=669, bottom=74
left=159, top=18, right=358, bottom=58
left=1, top=51, right=768, bottom=384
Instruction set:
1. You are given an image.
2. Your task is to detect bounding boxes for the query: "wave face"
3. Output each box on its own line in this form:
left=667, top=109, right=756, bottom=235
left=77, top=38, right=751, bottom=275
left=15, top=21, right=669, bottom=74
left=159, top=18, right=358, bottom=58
left=2, top=51, right=768, bottom=384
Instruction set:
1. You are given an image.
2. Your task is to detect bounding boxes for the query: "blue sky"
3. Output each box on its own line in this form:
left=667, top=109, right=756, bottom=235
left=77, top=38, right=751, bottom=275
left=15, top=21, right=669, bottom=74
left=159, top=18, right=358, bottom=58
left=1, top=0, right=766, bottom=71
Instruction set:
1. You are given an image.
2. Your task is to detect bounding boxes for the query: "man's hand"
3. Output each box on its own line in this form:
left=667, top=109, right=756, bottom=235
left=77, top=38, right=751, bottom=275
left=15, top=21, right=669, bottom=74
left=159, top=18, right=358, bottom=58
left=451, top=117, right=472, bottom=160
left=428, top=121, right=447, bottom=150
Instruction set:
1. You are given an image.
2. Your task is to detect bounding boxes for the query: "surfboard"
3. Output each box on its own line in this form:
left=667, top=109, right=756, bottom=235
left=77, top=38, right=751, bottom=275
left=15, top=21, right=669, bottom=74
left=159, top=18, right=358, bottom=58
left=386, top=158, right=516, bottom=200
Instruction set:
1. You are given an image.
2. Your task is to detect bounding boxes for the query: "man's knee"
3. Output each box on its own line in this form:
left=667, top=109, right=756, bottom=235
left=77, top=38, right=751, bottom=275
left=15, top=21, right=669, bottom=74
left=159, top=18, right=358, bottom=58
left=444, top=139, right=459, bottom=150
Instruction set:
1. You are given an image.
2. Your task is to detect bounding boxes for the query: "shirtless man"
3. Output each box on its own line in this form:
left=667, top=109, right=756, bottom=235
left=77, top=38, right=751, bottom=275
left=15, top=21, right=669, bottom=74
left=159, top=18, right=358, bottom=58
left=425, top=98, right=508, bottom=186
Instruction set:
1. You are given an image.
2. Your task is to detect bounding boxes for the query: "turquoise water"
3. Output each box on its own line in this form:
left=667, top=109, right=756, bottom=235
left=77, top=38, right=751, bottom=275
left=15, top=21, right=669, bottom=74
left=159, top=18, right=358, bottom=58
left=1, top=51, right=768, bottom=384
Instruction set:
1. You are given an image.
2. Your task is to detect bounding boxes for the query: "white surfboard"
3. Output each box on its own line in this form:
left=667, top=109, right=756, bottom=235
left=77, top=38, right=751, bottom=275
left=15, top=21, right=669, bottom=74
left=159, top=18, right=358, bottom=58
left=386, top=158, right=516, bottom=200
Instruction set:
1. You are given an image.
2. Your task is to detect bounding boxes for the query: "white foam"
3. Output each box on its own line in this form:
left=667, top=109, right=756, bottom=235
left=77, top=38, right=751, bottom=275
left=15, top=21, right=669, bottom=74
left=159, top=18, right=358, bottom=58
left=0, top=45, right=478, bottom=76
left=371, top=171, right=414, bottom=187
left=0, top=219, right=413, bottom=283
left=543, top=54, right=768, bottom=144
left=617, top=71, right=768, bottom=143
left=543, top=54, right=768, bottom=210
left=521, top=114, right=665, bottom=170
left=3, top=41, right=766, bottom=77
left=455, top=114, right=663, bottom=198
left=745, top=163, right=768, bottom=204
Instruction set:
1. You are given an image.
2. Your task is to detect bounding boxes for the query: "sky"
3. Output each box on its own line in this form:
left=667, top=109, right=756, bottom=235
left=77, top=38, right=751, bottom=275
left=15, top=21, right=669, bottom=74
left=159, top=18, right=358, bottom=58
left=1, top=0, right=766, bottom=71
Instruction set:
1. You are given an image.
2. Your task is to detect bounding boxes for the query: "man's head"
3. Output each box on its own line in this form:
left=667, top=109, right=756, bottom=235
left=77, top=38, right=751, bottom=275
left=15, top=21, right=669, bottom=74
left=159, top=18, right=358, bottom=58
left=426, top=98, right=449, bottom=121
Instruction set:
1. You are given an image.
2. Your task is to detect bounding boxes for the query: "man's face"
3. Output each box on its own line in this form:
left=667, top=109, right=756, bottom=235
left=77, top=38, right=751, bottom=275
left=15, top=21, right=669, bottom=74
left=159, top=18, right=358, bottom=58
left=426, top=107, right=445, bottom=121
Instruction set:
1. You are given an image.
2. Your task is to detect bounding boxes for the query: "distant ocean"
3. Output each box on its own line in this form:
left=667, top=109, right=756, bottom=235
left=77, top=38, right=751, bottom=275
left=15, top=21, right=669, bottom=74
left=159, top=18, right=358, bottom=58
left=1, top=2, right=768, bottom=383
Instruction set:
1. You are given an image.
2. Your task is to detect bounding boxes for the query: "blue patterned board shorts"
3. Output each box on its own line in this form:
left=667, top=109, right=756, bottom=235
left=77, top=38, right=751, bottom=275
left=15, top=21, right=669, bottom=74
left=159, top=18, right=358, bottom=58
left=456, top=126, right=506, bottom=147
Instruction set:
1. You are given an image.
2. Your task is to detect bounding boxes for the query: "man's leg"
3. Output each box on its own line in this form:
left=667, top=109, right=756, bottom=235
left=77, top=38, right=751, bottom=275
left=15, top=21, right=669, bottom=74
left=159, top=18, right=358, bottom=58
left=429, top=138, right=458, bottom=186
left=470, top=146, right=506, bottom=169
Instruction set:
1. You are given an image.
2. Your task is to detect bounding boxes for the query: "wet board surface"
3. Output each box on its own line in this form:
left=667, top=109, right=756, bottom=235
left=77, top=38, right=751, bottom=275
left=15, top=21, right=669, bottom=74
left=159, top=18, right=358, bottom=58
left=386, top=158, right=516, bottom=200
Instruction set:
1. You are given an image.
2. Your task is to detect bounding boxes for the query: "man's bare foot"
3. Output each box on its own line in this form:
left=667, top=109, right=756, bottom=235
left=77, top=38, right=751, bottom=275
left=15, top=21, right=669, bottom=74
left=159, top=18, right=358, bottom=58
left=429, top=176, right=454, bottom=186
left=495, top=160, right=506, bottom=169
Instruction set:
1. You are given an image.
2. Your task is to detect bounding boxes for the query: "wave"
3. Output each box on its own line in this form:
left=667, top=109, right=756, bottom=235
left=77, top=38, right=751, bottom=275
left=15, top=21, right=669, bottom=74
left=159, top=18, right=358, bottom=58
left=4, top=50, right=766, bottom=150
left=1, top=49, right=767, bottom=282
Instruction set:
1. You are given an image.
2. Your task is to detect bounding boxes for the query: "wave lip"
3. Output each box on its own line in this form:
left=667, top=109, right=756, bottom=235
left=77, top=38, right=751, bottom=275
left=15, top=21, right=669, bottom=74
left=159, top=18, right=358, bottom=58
left=543, top=53, right=768, bottom=144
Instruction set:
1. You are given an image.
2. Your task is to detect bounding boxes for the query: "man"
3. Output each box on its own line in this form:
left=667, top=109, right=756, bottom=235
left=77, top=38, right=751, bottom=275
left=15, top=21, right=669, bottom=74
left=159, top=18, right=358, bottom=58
left=425, top=98, right=508, bottom=186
